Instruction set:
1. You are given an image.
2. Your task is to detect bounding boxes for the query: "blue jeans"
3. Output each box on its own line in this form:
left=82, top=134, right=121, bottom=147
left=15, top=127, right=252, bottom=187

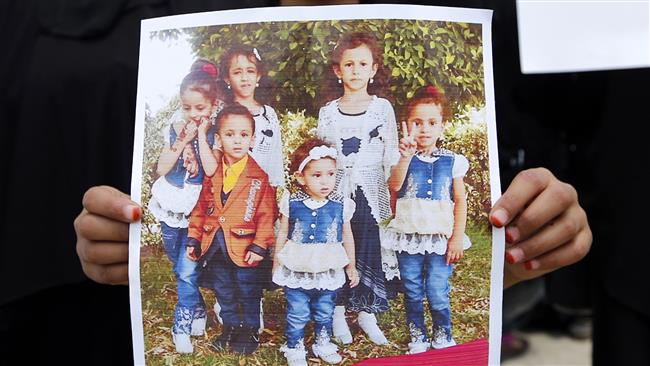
left=200, top=229, right=263, bottom=329
left=397, top=251, right=453, bottom=341
left=160, top=222, right=205, bottom=329
left=284, top=287, right=337, bottom=348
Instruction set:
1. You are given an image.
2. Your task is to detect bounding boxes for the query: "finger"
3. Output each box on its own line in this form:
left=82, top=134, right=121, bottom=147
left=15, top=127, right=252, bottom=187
left=81, top=262, right=129, bottom=285
left=74, top=211, right=130, bottom=242
left=505, top=206, right=586, bottom=264
left=77, top=240, right=128, bottom=266
left=401, top=121, right=408, bottom=139
left=244, top=251, right=251, bottom=263
left=489, top=168, right=554, bottom=227
left=506, top=180, right=578, bottom=243
left=408, top=121, right=415, bottom=139
left=81, top=186, right=141, bottom=223
left=521, top=228, right=592, bottom=272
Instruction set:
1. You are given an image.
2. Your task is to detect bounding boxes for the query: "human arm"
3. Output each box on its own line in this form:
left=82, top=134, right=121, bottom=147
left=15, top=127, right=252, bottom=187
left=446, top=177, right=467, bottom=265
left=387, top=121, right=417, bottom=191
left=342, top=221, right=359, bottom=288
left=492, top=168, right=592, bottom=288
left=272, top=214, right=290, bottom=273
left=74, top=186, right=139, bottom=285
left=197, top=117, right=218, bottom=177
left=156, top=121, right=198, bottom=176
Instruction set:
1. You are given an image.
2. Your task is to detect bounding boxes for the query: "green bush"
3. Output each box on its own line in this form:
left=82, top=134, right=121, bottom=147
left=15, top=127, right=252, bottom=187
left=186, top=19, right=484, bottom=116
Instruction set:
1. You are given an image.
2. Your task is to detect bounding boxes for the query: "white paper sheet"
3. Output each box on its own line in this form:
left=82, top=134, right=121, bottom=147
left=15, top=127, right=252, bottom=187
left=129, top=5, right=503, bottom=365
left=517, top=0, right=650, bottom=73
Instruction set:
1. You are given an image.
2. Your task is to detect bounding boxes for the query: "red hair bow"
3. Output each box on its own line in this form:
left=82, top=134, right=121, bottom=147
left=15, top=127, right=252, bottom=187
left=202, top=63, right=218, bottom=78
left=426, top=85, right=439, bottom=96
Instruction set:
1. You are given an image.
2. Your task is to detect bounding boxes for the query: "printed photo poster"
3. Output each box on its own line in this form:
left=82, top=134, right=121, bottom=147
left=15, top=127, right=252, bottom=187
left=129, top=4, right=503, bottom=366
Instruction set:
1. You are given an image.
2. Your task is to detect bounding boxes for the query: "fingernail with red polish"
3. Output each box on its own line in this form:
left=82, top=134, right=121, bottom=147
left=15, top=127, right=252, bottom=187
left=492, top=209, right=508, bottom=227
left=505, top=227, right=520, bottom=244
left=132, top=206, right=142, bottom=221
left=124, top=205, right=141, bottom=221
left=525, top=260, right=539, bottom=271
left=505, top=247, right=524, bottom=264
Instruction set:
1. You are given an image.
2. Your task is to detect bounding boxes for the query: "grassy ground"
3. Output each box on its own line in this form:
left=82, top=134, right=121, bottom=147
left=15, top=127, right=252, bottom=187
left=139, top=225, right=492, bottom=365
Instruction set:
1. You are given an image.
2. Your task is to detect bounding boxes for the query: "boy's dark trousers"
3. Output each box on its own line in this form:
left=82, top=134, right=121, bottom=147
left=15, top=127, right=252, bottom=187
left=199, top=229, right=263, bottom=330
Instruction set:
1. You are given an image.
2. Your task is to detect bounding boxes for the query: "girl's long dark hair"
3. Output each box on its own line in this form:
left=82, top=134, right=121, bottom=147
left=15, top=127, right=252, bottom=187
left=218, top=45, right=272, bottom=106
left=319, top=32, right=392, bottom=104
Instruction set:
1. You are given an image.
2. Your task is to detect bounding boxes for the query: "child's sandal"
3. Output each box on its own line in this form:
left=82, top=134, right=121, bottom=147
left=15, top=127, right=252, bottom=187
left=280, top=341, right=308, bottom=366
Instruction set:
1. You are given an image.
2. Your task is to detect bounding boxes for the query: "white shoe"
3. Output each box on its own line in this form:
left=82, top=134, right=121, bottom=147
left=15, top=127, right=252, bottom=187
left=190, top=316, right=205, bottom=336
left=357, top=311, right=389, bottom=345
left=312, top=340, right=342, bottom=364
left=280, top=341, right=308, bottom=366
left=431, top=329, right=456, bottom=349
left=213, top=300, right=223, bottom=325
left=172, top=330, right=193, bottom=354
left=332, top=306, right=352, bottom=344
left=407, top=340, right=430, bottom=354
left=191, top=307, right=206, bottom=336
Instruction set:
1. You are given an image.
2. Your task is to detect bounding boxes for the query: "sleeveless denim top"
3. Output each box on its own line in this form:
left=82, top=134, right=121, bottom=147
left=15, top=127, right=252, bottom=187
left=288, top=199, right=344, bottom=244
left=397, top=153, right=455, bottom=202
left=164, top=124, right=216, bottom=188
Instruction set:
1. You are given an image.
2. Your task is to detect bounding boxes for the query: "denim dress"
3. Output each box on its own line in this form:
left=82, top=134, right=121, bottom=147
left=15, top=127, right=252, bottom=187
left=272, top=194, right=352, bottom=291
left=381, top=150, right=470, bottom=342
left=273, top=193, right=354, bottom=348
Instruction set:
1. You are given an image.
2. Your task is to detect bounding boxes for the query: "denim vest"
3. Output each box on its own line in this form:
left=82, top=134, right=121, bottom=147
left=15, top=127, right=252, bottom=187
left=164, top=124, right=216, bottom=188
left=288, top=199, right=343, bottom=244
left=397, top=153, right=455, bottom=202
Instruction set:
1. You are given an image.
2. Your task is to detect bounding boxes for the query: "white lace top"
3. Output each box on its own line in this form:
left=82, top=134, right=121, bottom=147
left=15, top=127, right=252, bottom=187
left=316, top=96, right=400, bottom=224
left=250, top=105, right=285, bottom=188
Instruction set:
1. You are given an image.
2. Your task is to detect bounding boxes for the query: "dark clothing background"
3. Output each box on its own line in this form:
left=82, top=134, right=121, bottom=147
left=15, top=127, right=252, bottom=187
left=1, top=0, right=648, bottom=364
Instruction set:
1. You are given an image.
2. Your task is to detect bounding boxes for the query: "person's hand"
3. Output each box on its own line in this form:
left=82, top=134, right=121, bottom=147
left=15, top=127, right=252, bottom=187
left=198, top=116, right=212, bottom=135
left=490, top=168, right=592, bottom=288
left=186, top=246, right=200, bottom=261
left=346, top=265, right=360, bottom=288
left=244, top=251, right=264, bottom=265
left=445, top=235, right=464, bottom=265
left=182, top=145, right=199, bottom=177
left=399, top=121, right=417, bottom=158
left=74, top=186, right=140, bottom=285
left=178, top=120, right=198, bottom=144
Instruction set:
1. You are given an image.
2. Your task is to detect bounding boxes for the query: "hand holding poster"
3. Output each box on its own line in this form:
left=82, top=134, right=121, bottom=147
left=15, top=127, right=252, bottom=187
left=129, top=5, right=503, bottom=365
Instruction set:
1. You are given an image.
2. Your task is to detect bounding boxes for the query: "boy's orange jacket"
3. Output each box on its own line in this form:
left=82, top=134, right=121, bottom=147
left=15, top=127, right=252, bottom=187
left=188, top=157, right=277, bottom=267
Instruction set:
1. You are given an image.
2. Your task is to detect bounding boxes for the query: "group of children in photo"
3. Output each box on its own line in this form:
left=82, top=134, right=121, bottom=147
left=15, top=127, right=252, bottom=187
left=147, top=31, right=472, bottom=366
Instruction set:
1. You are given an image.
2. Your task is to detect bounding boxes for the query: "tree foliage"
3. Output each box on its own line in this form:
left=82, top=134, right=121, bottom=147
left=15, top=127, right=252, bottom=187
left=186, top=19, right=484, bottom=116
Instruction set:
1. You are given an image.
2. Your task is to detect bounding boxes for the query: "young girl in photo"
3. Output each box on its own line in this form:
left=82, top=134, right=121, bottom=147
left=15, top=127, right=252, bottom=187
left=383, top=86, right=471, bottom=354
left=147, top=61, right=223, bottom=353
left=273, top=138, right=359, bottom=366
left=317, top=32, right=400, bottom=345
left=219, top=45, right=284, bottom=188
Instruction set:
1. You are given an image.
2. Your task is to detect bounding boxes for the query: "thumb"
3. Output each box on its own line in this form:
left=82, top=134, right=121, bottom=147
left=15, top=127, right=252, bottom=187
left=82, top=186, right=141, bottom=223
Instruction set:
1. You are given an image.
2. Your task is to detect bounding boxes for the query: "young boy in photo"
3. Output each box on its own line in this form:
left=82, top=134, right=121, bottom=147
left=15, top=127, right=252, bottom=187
left=186, top=103, right=277, bottom=355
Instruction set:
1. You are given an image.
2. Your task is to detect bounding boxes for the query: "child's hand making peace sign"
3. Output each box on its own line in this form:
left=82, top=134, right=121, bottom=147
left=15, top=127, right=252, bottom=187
left=399, top=121, right=417, bottom=157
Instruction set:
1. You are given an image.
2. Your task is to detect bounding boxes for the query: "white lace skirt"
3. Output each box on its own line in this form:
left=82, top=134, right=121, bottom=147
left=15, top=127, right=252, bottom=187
left=273, top=240, right=349, bottom=290
left=147, top=176, right=202, bottom=228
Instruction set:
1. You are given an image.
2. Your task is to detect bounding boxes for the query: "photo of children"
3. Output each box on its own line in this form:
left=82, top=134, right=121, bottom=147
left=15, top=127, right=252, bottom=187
left=131, top=5, right=498, bottom=365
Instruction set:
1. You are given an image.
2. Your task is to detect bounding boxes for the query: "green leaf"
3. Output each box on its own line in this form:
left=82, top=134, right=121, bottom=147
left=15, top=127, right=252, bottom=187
left=391, top=68, right=401, bottom=77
